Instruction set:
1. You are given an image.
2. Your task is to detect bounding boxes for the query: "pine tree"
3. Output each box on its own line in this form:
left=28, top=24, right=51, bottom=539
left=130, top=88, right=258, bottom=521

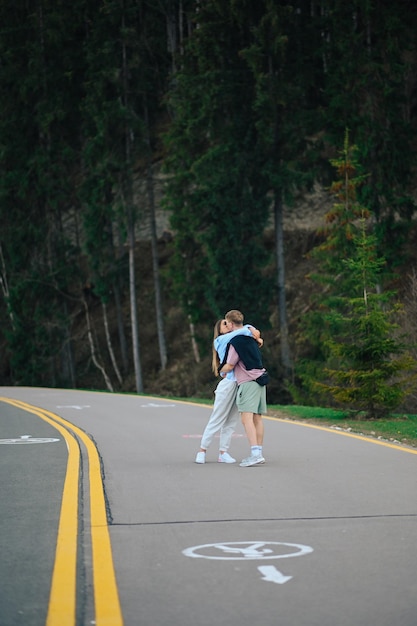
left=296, top=132, right=417, bottom=417
left=317, top=219, right=416, bottom=417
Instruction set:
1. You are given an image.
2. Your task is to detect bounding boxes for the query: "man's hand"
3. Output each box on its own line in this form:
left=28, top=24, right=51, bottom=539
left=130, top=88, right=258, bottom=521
left=248, top=325, right=263, bottom=347
left=248, top=325, right=261, bottom=340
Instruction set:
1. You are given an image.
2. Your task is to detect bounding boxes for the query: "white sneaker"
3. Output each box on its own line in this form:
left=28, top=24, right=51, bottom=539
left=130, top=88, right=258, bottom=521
left=239, top=455, right=265, bottom=467
left=195, top=451, right=206, bottom=464
left=218, top=452, right=236, bottom=464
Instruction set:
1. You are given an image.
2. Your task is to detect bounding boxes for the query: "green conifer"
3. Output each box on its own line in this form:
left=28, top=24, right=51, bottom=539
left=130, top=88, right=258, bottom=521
left=297, top=131, right=417, bottom=417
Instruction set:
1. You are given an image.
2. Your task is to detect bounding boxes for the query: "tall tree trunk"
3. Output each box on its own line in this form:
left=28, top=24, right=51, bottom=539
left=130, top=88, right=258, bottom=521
left=61, top=301, right=76, bottom=388
left=188, top=314, right=200, bottom=364
left=102, top=300, right=123, bottom=386
left=127, top=204, right=143, bottom=393
left=166, top=0, right=177, bottom=73
left=113, top=279, right=129, bottom=374
left=121, top=3, right=143, bottom=393
left=274, top=190, right=292, bottom=375
left=0, top=243, right=15, bottom=329
left=83, top=299, right=114, bottom=392
left=144, top=101, right=168, bottom=370
left=147, top=161, right=168, bottom=370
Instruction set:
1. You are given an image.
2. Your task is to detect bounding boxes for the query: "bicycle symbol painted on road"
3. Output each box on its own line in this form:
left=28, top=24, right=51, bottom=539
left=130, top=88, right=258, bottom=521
left=0, top=435, right=60, bottom=444
left=183, top=541, right=314, bottom=585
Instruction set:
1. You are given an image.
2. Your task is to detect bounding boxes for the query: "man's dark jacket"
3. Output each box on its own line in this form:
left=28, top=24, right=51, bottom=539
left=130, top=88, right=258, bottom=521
left=219, top=335, right=264, bottom=374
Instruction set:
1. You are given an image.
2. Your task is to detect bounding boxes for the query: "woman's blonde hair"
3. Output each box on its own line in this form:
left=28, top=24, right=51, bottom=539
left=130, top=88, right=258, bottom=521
left=211, top=319, right=224, bottom=375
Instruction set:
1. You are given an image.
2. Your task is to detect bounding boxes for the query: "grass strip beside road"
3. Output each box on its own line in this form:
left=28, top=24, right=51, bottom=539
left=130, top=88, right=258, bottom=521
left=267, top=405, right=417, bottom=449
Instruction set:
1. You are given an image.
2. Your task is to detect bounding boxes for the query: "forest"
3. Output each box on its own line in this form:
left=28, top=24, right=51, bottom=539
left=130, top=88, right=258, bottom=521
left=1, top=0, right=417, bottom=415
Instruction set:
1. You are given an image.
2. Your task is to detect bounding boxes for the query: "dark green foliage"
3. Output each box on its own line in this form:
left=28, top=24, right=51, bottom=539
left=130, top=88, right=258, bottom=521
left=309, top=134, right=370, bottom=292
left=0, top=0, right=84, bottom=386
left=81, top=0, right=171, bottom=239
left=296, top=133, right=417, bottom=417
left=320, top=0, right=417, bottom=253
left=164, top=1, right=273, bottom=326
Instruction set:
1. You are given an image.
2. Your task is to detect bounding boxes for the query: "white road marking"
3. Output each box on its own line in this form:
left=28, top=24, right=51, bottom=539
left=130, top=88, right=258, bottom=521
left=258, top=565, right=293, bottom=584
left=56, top=405, right=91, bottom=410
left=0, top=435, right=59, bottom=444
left=183, top=541, right=313, bottom=560
left=140, top=403, right=176, bottom=408
left=183, top=541, right=313, bottom=586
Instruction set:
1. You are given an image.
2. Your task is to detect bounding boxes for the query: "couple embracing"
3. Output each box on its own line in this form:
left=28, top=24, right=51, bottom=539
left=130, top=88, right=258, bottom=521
left=195, top=309, right=268, bottom=468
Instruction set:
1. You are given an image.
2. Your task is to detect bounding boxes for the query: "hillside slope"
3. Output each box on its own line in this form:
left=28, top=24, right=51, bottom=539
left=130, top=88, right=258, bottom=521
left=76, top=192, right=417, bottom=410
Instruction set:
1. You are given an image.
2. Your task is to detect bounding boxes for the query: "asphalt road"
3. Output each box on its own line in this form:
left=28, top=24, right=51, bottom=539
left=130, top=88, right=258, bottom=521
left=1, top=386, right=416, bottom=626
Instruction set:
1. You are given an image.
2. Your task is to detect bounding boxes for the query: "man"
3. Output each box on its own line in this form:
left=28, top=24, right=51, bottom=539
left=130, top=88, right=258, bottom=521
left=219, top=309, right=268, bottom=467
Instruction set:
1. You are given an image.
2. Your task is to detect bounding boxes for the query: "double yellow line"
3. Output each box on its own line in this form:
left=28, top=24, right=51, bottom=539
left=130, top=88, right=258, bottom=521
left=1, top=397, right=123, bottom=626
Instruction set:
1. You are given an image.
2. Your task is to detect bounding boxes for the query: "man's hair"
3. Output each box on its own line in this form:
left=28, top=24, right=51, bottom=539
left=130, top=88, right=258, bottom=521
left=225, top=309, right=244, bottom=324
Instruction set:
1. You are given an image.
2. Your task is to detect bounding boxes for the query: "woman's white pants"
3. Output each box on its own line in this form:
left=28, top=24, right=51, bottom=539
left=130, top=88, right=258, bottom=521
left=200, top=377, right=239, bottom=451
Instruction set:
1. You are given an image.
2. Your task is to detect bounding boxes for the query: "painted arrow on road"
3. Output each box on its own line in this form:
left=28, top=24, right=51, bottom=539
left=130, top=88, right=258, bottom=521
left=258, top=565, right=293, bottom=584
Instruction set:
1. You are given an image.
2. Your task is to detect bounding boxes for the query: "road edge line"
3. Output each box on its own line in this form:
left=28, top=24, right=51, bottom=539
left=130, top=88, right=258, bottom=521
left=32, top=404, right=124, bottom=626
left=264, top=414, right=417, bottom=455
